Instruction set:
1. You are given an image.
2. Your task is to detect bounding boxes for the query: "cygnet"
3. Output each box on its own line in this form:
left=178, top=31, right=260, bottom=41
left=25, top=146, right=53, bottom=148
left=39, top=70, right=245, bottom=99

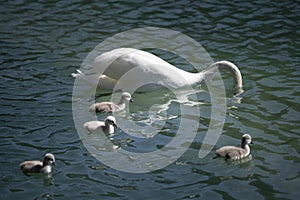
left=89, top=92, right=133, bottom=113
left=83, top=116, right=117, bottom=134
left=214, top=134, right=253, bottom=160
left=20, top=153, right=56, bottom=174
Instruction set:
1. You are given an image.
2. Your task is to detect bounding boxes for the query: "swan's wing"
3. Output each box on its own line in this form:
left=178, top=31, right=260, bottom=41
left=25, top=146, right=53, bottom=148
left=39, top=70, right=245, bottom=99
left=92, top=48, right=200, bottom=90
left=89, top=102, right=115, bottom=113
left=72, top=69, right=118, bottom=90
left=93, top=48, right=141, bottom=80
left=20, top=161, right=43, bottom=173
left=227, top=150, right=240, bottom=160
left=71, top=69, right=101, bottom=86
left=83, top=121, right=104, bottom=131
left=98, top=75, right=118, bottom=90
left=226, top=147, right=246, bottom=160
left=94, top=48, right=184, bottom=80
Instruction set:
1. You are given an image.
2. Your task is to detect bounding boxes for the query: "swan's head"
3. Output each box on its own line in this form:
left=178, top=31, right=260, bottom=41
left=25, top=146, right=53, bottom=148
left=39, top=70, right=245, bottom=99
left=234, top=87, right=244, bottom=96
left=121, top=92, right=134, bottom=102
left=209, top=61, right=244, bottom=96
left=242, top=134, right=253, bottom=145
left=105, top=116, right=117, bottom=128
left=43, top=153, right=56, bottom=166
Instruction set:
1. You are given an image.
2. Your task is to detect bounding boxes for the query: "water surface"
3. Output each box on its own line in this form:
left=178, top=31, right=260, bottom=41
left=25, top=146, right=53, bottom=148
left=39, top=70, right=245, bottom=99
left=0, top=0, right=299, bottom=199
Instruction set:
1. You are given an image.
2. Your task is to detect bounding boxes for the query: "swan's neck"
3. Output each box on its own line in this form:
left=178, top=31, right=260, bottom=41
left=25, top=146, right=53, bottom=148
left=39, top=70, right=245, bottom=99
left=201, top=61, right=243, bottom=95
left=241, top=138, right=251, bottom=156
left=118, top=98, right=126, bottom=106
left=181, top=71, right=204, bottom=86
left=42, top=165, right=51, bottom=173
left=105, top=124, right=114, bottom=134
left=43, top=159, right=49, bottom=166
left=102, top=122, right=114, bottom=134
left=242, top=144, right=250, bottom=157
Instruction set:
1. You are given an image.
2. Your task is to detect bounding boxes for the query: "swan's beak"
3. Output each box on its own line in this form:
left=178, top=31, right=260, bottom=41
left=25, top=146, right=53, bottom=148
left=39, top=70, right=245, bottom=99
left=250, top=141, right=254, bottom=145
left=234, top=88, right=244, bottom=96
left=130, top=99, right=134, bottom=103
left=113, top=123, right=118, bottom=128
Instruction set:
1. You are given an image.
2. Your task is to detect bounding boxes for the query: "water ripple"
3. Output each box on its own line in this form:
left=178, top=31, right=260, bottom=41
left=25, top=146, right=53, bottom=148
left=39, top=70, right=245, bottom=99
left=1, top=0, right=299, bottom=199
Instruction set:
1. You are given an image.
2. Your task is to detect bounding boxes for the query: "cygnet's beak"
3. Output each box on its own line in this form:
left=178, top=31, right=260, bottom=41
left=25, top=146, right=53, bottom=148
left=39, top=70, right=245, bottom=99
left=113, top=123, right=118, bottom=128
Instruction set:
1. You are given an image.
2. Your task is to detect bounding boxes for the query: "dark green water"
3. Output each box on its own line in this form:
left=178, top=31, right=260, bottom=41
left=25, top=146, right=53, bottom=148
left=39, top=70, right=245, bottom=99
left=1, top=1, right=299, bottom=199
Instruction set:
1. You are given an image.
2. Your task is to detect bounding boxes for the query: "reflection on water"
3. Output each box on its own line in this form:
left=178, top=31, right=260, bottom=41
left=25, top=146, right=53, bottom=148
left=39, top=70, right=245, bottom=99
left=215, top=154, right=253, bottom=166
left=1, top=0, right=299, bottom=199
left=21, top=173, right=55, bottom=187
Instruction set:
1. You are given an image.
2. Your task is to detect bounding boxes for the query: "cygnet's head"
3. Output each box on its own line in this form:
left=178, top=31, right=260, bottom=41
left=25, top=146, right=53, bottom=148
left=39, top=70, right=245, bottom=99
left=242, top=134, right=253, bottom=145
left=105, top=116, right=117, bottom=128
left=122, top=92, right=133, bottom=102
left=43, top=153, right=56, bottom=166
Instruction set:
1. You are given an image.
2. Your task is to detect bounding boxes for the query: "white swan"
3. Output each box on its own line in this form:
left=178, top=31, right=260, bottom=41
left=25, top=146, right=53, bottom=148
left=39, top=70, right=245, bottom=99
left=72, top=48, right=243, bottom=95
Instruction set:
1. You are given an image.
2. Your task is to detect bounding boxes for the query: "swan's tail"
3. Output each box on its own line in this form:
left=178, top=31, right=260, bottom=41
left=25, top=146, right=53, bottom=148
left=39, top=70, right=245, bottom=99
left=71, top=69, right=118, bottom=90
left=203, top=61, right=244, bottom=96
left=71, top=69, right=84, bottom=79
left=71, top=69, right=100, bottom=86
left=71, top=69, right=85, bottom=78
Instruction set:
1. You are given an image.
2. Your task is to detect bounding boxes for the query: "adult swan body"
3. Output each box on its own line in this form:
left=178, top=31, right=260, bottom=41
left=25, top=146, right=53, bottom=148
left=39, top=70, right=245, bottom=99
left=72, top=48, right=243, bottom=95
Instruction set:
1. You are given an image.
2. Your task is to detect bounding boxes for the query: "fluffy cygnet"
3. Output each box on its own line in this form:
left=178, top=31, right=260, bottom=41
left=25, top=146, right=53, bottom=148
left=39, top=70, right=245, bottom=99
left=214, top=134, right=253, bottom=160
left=89, top=92, right=133, bottom=113
left=20, top=153, right=56, bottom=174
left=83, top=116, right=117, bottom=134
